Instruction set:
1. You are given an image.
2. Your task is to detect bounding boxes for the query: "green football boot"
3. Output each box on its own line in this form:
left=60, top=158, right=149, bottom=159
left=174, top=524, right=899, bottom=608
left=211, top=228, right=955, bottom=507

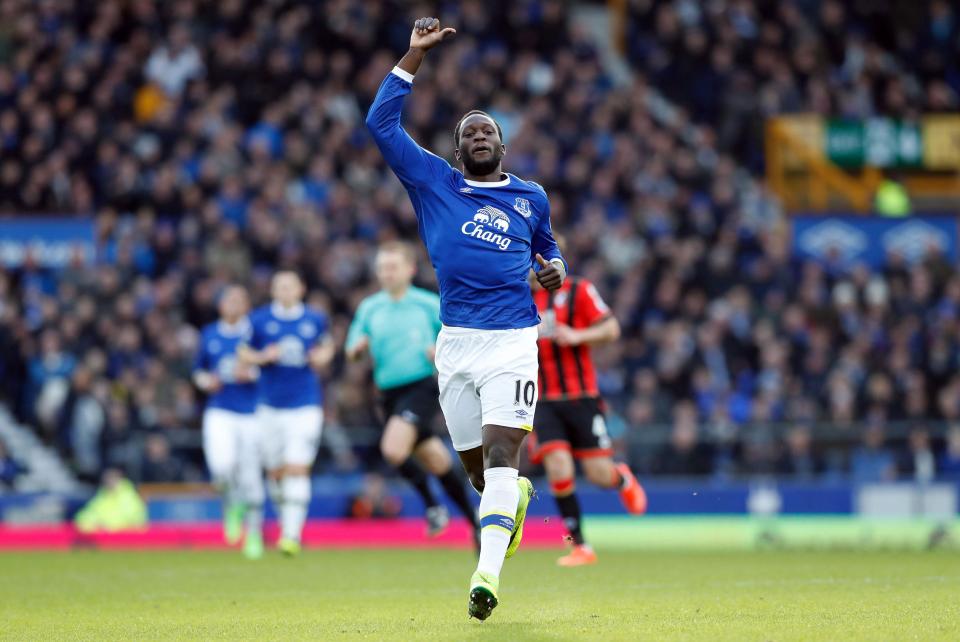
left=224, top=503, right=245, bottom=545
left=277, top=537, right=302, bottom=557
left=467, top=571, right=499, bottom=621
left=504, top=477, right=534, bottom=559
left=243, top=529, right=264, bottom=560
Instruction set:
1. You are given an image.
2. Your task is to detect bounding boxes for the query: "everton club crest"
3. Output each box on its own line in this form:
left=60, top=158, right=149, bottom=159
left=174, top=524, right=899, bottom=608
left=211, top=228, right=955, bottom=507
left=514, top=197, right=532, bottom=218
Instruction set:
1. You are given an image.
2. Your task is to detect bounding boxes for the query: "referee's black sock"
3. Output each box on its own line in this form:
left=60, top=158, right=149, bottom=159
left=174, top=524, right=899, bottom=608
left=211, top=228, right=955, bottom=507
left=438, top=468, right=479, bottom=529
left=556, top=494, right=586, bottom=546
left=397, top=458, right=439, bottom=508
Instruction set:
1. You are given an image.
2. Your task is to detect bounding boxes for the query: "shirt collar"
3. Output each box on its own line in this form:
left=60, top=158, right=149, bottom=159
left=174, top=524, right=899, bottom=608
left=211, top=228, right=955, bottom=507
left=386, top=286, right=410, bottom=302
left=218, top=318, right=251, bottom=336
left=463, top=174, right=511, bottom=188
left=271, top=302, right=304, bottom=320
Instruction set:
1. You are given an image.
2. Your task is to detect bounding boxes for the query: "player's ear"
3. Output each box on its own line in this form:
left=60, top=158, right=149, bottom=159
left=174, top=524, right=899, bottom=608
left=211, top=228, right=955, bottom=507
left=454, top=146, right=461, bottom=161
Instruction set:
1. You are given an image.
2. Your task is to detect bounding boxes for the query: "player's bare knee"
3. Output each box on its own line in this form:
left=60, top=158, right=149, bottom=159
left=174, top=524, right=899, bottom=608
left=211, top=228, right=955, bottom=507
left=584, top=459, right=616, bottom=488
left=416, top=440, right=451, bottom=475
left=543, top=451, right=575, bottom=481
left=284, top=464, right=310, bottom=477
left=380, top=440, right=410, bottom=467
left=419, top=452, right=448, bottom=476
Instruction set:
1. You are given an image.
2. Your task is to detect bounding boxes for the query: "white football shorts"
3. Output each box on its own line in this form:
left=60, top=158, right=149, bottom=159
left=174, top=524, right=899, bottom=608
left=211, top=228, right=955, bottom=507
left=202, top=407, right=263, bottom=504
left=256, top=405, right=324, bottom=470
left=435, top=324, right=539, bottom=451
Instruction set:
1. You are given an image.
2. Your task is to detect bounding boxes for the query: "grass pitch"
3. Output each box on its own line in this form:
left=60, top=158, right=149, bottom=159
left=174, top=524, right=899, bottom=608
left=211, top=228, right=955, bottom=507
left=1, top=546, right=958, bottom=641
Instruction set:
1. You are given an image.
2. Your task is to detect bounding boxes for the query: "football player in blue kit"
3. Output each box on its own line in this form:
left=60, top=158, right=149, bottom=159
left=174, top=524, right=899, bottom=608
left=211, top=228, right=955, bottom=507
left=366, top=17, right=566, bottom=620
left=193, top=285, right=265, bottom=559
left=239, top=271, right=334, bottom=556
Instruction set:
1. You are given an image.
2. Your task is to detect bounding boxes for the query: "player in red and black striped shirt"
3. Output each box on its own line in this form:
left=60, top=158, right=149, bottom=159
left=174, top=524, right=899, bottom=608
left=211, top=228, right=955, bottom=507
left=529, top=268, right=647, bottom=566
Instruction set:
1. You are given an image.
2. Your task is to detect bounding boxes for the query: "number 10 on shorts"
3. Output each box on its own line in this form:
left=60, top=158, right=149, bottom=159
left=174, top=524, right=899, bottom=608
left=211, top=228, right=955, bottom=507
left=514, top=379, right=535, bottom=407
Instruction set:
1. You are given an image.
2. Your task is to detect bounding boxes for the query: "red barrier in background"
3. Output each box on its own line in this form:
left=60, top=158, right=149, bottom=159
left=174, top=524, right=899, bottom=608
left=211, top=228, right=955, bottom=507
left=0, top=518, right=568, bottom=551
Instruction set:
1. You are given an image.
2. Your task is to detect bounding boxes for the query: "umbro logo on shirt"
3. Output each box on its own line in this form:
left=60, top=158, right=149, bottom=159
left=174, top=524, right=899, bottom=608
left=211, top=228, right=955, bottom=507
left=459, top=186, right=474, bottom=193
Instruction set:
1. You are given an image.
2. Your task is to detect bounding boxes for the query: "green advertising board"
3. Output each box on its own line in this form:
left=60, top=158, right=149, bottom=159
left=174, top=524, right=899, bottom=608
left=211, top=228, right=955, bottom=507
left=825, top=118, right=923, bottom=168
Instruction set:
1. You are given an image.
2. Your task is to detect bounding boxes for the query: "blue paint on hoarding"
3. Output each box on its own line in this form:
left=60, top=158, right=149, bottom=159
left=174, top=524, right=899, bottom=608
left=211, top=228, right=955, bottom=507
left=0, top=218, right=96, bottom=268
left=793, top=215, right=957, bottom=268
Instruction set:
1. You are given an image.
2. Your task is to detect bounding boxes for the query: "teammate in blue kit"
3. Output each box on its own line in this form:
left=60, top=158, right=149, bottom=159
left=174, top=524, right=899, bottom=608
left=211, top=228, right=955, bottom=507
left=192, top=285, right=264, bottom=559
left=366, top=17, right=567, bottom=620
left=239, top=271, right=334, bottom=556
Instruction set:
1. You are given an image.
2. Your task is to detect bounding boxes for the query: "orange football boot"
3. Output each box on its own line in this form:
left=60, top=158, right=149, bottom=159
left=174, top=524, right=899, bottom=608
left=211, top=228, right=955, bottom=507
left=616, top=463, right=648, bottom=514
left=557, top=544, right=598, bottom=567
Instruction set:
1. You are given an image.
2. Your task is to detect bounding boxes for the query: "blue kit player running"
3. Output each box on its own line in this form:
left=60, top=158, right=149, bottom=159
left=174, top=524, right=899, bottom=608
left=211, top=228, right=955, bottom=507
left=239, top=271, right=334, bottom=556
left=192, top=285, right=264, bottom=559
left=366, top=17, right=567, bottom=620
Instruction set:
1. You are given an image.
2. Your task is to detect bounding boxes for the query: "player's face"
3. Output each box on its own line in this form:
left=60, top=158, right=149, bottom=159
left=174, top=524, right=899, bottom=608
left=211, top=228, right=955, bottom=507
left=376, top=250, right=415, bottom=292
left=455, top=114, right=504, bottom=176
left=271, top=273, right=304, bottom=307
left=218, top=286, right=249, bottom=320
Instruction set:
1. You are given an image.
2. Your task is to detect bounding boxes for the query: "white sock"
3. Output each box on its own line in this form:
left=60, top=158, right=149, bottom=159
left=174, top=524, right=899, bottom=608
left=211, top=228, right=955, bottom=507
left=246, top=504, right=264, bottom=536
left=476, top=467, right=520, bottom=579
left=213, top=472, right=235, bottom=506
left=267, top=477, right=283, bottom=509
left=228, top=477, right=244, bottom=511
left=280, top=475, right=310, bottom=543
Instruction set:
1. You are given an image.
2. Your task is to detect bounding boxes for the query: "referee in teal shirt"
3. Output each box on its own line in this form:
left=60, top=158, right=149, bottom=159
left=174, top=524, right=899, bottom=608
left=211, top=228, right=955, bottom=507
left=346, top=241, right=479, bottom=540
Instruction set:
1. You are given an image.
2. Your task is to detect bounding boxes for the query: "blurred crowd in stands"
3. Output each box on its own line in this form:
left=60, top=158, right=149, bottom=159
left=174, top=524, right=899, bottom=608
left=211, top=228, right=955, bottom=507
left=627, top=0, right=960, bottom=171
left=1, top=0, right=960, bottom=486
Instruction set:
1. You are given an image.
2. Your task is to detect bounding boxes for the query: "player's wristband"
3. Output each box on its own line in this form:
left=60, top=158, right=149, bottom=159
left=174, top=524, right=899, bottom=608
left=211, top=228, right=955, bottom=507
left=391, top=66, right=415, bottom=83
left=549, top=258, right=567, bottom=280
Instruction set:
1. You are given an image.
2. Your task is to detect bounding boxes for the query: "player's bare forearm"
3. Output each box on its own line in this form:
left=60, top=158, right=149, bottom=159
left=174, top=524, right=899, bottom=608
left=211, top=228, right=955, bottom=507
left=345, top=338, right=369, bottom=362
left=192, top=370, right=221, bottom=392
left=580, top=316, right=621, bottom=346
left=398, top=17, right=455, bottom=76
left=555, top=317, right=619, bottom=347
left=238, top=344, right=277, bottom=366
left=310, top=339, right=336, bottom=371
left=397, top=48, right=427, bottom=76
left=236, top=344, right=260, bottom=365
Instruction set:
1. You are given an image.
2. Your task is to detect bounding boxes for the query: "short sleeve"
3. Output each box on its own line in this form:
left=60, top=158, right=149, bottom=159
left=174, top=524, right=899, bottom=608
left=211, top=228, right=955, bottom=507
left=575, top=280, right=612, bottom=327
left=346, top=300, right=370, bottom=350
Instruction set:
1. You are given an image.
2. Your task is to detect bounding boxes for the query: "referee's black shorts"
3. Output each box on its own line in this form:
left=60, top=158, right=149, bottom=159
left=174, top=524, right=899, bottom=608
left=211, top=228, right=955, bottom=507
left=378, top=376, right=441, bottom=445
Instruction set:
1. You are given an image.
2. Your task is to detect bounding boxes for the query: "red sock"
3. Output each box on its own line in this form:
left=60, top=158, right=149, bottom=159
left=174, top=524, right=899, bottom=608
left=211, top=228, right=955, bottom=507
left=551, top=477, right=575, bottom=497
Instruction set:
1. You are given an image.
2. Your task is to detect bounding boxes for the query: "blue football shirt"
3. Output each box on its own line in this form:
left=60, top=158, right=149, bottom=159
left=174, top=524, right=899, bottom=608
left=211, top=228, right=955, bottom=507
left=248, top=303, right=328, bottom=409
left=193, top=319, right=258, bottom=414
left=366, top=68, right=566, bottom=330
